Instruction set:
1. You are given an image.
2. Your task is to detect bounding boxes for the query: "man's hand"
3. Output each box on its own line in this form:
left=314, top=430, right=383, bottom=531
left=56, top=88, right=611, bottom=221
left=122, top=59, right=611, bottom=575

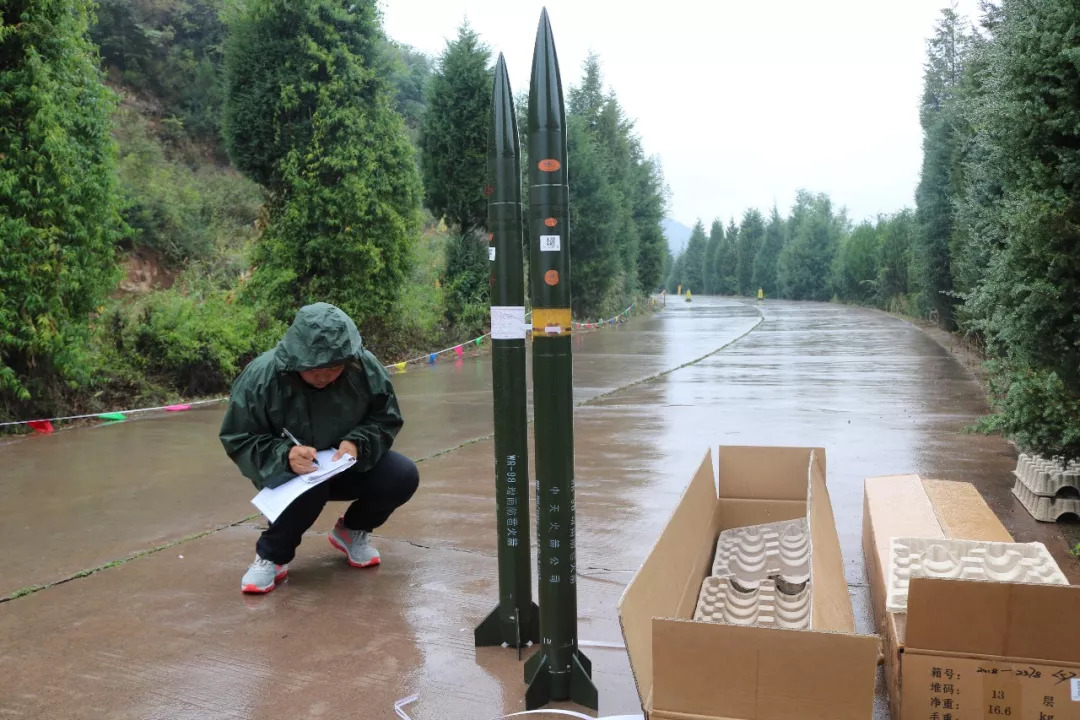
left=289, top=445, right=319, bottom=474
left=333, top=440, right=359, bottom=462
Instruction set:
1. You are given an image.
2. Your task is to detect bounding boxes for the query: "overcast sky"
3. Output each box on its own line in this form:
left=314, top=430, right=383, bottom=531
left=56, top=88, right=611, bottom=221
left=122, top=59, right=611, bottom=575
left=380, top=0, right=983, bottom=228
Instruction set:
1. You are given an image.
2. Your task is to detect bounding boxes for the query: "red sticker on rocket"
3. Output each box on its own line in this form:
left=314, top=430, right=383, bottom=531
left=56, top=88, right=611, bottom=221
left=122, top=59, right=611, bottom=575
left=544, top=270, right=559, bottom=286
left=538, top=159, right=561, bottom=172
left=544, top=218, right=558, bottom=227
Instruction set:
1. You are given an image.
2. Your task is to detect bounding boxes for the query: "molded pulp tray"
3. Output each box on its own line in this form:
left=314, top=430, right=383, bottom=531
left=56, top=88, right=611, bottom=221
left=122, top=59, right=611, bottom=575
left=885, top=536, right=1067, bottom=613
left=693, top=574, right=812, bottom=630
left=1012, top=477, right=1080, bottom=523
left=711, top=517, right=811, bottom=586
left=1013, top=453, right=1080, bottom=498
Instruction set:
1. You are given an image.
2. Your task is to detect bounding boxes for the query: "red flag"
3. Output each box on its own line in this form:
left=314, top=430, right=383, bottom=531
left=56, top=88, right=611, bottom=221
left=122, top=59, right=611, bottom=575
left=28, top=420, right=54, bottom=434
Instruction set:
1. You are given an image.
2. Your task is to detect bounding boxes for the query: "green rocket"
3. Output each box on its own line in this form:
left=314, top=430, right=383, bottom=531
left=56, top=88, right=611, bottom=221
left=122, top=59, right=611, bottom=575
left=474, top=53, right=540, bottom=654
left=522, top=8, right=598, bottom=711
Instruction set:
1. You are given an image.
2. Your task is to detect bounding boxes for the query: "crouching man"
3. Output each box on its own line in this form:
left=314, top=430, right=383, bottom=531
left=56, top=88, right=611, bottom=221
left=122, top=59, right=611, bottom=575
left=219, top=302, right=419, bottom=594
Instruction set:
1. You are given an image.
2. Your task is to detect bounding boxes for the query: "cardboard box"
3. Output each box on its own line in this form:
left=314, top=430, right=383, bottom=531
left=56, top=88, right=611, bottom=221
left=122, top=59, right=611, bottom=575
left=617, top=446, right=879, bottom=720
left=863, top=474, right=1080, bottom=720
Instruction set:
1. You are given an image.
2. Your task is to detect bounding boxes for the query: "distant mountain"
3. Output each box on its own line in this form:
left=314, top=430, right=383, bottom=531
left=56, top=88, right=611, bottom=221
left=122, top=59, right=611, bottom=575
left=662, top=218, right=693, bottom=256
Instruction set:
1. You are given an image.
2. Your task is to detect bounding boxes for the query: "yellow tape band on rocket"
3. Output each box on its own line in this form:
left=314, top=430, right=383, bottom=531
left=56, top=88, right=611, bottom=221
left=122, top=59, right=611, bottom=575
left=532, top=308, right=572, bottom=337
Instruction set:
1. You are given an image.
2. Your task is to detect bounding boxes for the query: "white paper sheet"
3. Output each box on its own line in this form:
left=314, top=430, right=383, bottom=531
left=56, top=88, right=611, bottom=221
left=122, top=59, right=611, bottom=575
left=251, top=449, right=356, bottom=522
left=490, top=305, right=526, bottom=340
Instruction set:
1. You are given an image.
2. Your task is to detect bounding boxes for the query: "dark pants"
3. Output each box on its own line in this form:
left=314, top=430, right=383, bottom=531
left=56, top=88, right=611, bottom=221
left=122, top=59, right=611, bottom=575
left=256, top=450, right=419, bottom=565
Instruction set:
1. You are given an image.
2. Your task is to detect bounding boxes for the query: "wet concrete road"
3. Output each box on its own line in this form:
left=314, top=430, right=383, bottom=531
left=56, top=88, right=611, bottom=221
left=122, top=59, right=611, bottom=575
left=1, top=297, right=1075, bottom=719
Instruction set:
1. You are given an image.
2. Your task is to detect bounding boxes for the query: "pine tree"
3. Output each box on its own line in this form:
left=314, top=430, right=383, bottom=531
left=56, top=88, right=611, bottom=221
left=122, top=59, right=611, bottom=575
left=1, top=0, right=126, bottom=412
left=703, top=220, right=723, bottom=294
left=223, top=0, right=422, bottom=328
left=736, top=209, right=765, bottom=296
left=752, top=207, right=784, bottom=298
left=419, top=21, right=492, bottom=234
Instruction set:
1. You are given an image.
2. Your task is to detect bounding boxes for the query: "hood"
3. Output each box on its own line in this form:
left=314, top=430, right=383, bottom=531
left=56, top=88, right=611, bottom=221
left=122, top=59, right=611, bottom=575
left=273, top=302, right=364, bottom=372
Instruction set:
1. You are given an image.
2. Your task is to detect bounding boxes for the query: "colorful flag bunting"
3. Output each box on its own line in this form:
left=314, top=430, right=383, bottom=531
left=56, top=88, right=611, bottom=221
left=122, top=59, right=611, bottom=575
left=454, top=345, right=463, bottom=357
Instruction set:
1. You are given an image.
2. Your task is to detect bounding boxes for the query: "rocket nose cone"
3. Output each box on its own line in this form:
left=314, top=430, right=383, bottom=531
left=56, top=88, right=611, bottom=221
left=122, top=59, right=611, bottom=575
left=492, top=54, right=518, bottom=155
left=533, top=8, right=556, bottom=61
left=529, top=8, right=564, bottom=132
left=495, top=52, right=510, bottom=91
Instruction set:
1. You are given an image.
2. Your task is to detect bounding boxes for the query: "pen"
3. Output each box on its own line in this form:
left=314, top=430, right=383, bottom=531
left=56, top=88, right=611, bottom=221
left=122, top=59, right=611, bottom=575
left=282, top=427, right=319, bottom=467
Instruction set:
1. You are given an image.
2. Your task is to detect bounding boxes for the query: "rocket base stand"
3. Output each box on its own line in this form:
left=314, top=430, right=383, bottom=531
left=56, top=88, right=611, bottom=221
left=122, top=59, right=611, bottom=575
left=523, top=648, right=597, bottom=711
left=474, top=601, right=540, bottom=650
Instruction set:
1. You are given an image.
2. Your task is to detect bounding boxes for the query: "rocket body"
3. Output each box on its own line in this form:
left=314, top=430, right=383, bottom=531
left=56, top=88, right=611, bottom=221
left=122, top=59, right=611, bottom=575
left=475, top=54, right=539, bottom=651
left=523, top=9, right=597, bottom=711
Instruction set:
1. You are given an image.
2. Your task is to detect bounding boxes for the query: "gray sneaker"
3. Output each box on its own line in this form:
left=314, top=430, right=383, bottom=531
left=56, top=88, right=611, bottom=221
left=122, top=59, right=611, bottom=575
left=241, top=555, right=288, bottom=594
left=328, top=517, right=381, bottom=568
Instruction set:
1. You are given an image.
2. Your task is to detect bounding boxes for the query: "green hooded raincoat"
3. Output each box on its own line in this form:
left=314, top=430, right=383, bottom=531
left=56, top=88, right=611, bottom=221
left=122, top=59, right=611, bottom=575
left=219, top=303, right=404, bottom=490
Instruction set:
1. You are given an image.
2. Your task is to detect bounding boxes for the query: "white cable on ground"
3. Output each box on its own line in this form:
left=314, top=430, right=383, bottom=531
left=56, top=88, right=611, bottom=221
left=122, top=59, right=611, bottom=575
left=394, top=694, right=643, bottom=720
left=576, top=640, right=625, bottom=649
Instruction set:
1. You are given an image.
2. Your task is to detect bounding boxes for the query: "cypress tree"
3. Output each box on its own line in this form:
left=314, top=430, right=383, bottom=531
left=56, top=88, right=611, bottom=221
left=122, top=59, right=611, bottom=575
left=913, top=8, right=971, bottom=328
left=736, top=209, right=765, bottom=296
left=567, top=115, right=620, bottom=316
left=778, top=191, right=844, bottom=301
left=419, top=21, right=492, bottom=234
left=418, top=21, right=493, bottom=331
left=875, top=209, right=916, bottom=310
left=752, top=207, right=784, bottom=298
left=958, top=0, right=1080, bottom=458
left=223, top=0, right=422, bottom=328
left=1, top=0, right=125, bottom=412
left=680, top=220, right=708, bottom=294
left=714, top=219, right=739, bottom=295
left=703, top=220, right=723, bottom=294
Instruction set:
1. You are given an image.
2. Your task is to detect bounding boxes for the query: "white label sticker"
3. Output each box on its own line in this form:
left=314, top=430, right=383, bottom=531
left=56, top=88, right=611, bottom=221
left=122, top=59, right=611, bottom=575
left=490, top=306, right=526, bottom=340
left=1072, top=677, right=1080, bottom=701
left=488, top=246, right=496, bottom=261
left=540, top=235, right=560, bottom=252
left=545, top=324, right=562, bottom=335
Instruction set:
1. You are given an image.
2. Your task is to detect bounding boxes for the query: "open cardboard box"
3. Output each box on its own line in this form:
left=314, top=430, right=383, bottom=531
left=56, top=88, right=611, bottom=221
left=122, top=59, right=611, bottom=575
left=863, top=474, right=1080, bottom=720
left=617, top=446, right=879, bottom=720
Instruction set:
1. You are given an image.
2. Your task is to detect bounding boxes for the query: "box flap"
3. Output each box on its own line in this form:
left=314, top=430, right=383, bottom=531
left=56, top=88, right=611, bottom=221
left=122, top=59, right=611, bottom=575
left=652, top=618, right=878, bottom=720
left=906, top=578, right=1080, bottom=662
left=921, top=479, right=1013, bottom=542
left=717, top=446, right=817, bottom=501
left=807, top=449, right=855, bottom=633
left=618, top=449, right=719, bottom=711
left=716, top=498, right=807, bottom=531
left=863, top=475, right=944, bottom=597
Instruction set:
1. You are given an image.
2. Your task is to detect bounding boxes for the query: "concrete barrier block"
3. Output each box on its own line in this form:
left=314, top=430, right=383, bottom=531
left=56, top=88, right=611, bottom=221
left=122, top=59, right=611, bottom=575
left=886, top=536, right=1067, bottom=613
